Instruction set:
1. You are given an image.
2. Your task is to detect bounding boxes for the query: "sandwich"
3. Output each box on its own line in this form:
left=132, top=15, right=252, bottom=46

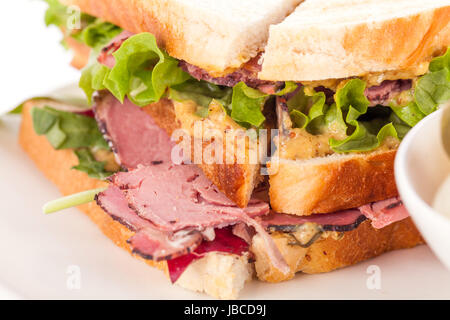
left=16, top=0, right=450, bottom=299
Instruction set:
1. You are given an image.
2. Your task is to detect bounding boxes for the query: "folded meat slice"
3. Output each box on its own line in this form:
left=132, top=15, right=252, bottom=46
left=110, top=163, right=270, bottom=231
left=94, top=92, right=174, bottom=169
left=364, top=79, right=412, bottom=106
left=110, top=163, right=290, bottom=274
left=261, top=197, right=409, bottom=232
left=96, top=186, right=202, bottom=261
left=359, top=197, right=409, bottom=229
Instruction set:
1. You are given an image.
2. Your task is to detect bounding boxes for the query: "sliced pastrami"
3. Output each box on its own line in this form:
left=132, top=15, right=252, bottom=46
left=261, top=209, right=367, bottom=233
left=365, top=79, right=412, bottom=106
left=96, top=186, right=202, bottom=261
left=110, top=164, right=270, bottom=232
left=262, top=197, right=409, bottom=233
left=94, top=92, right=174, bottom=169
left=109, top=163, right=290, bottom=275
left=359, top=197, right=409, bottom=229
left=179, top=57, right=281, bottom=93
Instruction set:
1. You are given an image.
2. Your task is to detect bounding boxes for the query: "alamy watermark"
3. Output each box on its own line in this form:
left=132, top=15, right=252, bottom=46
left=366, top=265, right=382, bottom=290
left=66, top=265, right=81, bottom=290
left=169, top=121, right=283, bottom=175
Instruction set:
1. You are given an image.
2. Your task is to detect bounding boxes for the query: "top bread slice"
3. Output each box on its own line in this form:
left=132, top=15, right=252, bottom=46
left=60, top=0, right=303, bottom=76
left=260, top=0, right=450, bottom=81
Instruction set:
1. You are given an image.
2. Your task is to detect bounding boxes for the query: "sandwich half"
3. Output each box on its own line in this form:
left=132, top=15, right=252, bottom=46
left=17, top=0, right=450, bottom=298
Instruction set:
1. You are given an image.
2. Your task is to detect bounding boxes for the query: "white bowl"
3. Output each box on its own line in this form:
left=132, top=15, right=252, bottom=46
left=395, top=108, right=450, bottom=270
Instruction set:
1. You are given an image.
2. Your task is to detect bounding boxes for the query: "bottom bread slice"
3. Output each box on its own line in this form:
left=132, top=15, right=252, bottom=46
left=19, top=100, right=424, bottom=298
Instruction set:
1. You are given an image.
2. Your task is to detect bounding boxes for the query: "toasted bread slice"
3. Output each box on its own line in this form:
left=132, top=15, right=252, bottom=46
left=268, top=151, right=398, bottom=216
left=260, top=0, right=450, bottom=81
left=60, top=0, right=302, bottom=76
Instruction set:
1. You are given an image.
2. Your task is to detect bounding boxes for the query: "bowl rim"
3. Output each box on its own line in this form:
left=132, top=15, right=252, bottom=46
left=395, top=108, right=450, bottom=226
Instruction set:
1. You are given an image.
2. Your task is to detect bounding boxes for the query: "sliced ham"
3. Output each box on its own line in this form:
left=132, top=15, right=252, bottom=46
left=359, top=197, right=410, bottom=229
left=365, top=79, right=412, bottom=106
left=96, top=186, right=202, bottom=261
left=94, top=92, right=174, bottom=169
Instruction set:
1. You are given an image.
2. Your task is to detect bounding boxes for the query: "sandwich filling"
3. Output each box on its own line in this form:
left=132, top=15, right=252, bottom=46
left=31, top=95, right=412, bottom=281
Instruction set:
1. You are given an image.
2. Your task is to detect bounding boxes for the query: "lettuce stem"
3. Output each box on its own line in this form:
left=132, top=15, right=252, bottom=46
left=43, top=187, right=107, bottom=214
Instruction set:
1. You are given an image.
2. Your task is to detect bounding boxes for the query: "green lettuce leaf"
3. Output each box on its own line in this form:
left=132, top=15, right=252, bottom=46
left=104, top=33, right=191, bottom=106
left=169, top=80, right=233, bottom=117
left=230, top=81, right=298, bottom=127
left=330, top=119, right=398, bottom=152
left=43, top=0, right=70, bottom=27
left=328, top=79, right=399, bottom=152
left=43, top=0, right=120, bottom=52
left=79, top=63, right=110, bottom=103
left=429, top=47, right=450, bottom=72
left=327, top=48, right=450, bottom=153
left=390, top=101, right=426, bottom=127
left=31, top=106, right=108, bottom=150
left=73, top=149, right=114, bottom=179
left=230, top=82, right=268, bottom=127
left=414, top=47, right=450, bottom=115
left=80, top=33, right=191, bottom=107
left=31, top=106, right=116, bottom=179
left=72, top=19, right=122, bottom=51
left=287, top=87, right=327, bottom=129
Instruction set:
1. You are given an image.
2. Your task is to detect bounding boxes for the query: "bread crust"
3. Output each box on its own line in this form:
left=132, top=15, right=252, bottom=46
left=19, top=99, right=423, bottom=289
left=268, top=150, right=398, bottom=215
left=260, top=2, right=450, bottom=81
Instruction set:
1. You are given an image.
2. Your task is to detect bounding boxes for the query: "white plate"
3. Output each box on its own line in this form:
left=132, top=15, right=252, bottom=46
left=1, top=114, right=450, bottom=299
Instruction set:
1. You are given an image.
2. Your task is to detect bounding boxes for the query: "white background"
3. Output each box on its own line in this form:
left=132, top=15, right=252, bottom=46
left=0, top=0, right=77, bottom=298
left=0, top=0, right=79, bottom=114
left=0, top=0, right=449, bottom=300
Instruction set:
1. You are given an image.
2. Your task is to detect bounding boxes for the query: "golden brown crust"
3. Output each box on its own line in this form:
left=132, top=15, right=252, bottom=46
left=268, top=150, right=398, bottom=215
left=60, top=0, right=301, bottom=75
left=342, top=7, right=450, bottom=71
left=142, top=99, right=259, bottom=208
left=19, top=100, right=167, bottom=274
left=252, top=218, right=424, bottom=283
